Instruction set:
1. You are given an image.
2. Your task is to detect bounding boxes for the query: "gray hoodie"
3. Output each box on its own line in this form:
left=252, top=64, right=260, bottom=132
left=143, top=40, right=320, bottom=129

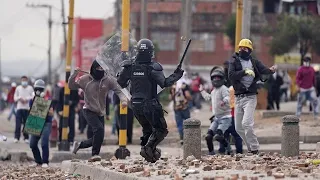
left=201, top=85, right=231, bottom=119
left=68, top=72, right=127, bottom=116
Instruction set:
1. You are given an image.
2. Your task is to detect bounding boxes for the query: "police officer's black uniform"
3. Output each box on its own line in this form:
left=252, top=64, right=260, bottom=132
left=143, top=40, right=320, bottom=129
left=117, top=39, right=184, bottom=162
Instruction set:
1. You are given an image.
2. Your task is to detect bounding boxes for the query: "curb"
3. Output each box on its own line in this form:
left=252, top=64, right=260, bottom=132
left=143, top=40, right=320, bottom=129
left=62, top=161, right=141, bottom=180
left=103, top=135, right=320, bottom=146
left=51, top=151, right=114, bottom=163
left=259, top=111, right=312, bottom=119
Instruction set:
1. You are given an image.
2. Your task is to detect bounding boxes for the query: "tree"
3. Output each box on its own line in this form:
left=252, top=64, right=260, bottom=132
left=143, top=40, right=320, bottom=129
left=225, top=14, right=236, bottom=48
left=269, top=15, right=320, bottom=65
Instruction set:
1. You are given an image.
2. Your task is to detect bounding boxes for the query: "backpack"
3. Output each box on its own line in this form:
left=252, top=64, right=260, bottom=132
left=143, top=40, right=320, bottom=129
left=173, top=84, right=189, bottom=110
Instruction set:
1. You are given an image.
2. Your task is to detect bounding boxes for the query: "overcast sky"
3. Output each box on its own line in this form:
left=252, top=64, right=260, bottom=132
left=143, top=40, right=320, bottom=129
left=0, top=0, right=115, bottom=77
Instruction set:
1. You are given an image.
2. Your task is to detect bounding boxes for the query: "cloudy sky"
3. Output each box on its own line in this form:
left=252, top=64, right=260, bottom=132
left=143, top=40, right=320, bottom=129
left=0, top=0, right=115, bottom=77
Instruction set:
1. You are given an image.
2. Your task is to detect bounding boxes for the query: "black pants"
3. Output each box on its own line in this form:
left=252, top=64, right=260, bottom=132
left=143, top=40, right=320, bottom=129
left=219, top=119, right=243, bottom=154
left=79, top=109, right=87, bottom=133
left=15, top=109, right=29, bottom=140
left=58, top=107, right=76, bottom=142
left=116, top=106, right=133, bottom=144
left=79, top=109, right=105, bottom=156
left=132, top=99, right=168, bottom=148
left=267, top=92, right=280, bottom=110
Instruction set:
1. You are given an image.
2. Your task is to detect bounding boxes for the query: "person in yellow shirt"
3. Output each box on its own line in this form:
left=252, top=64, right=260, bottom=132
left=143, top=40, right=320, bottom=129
left=226, top=86, right=243, bottom=154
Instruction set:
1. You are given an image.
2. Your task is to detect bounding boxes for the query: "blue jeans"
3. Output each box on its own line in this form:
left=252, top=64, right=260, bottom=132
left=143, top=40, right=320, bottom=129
left=174, top=108, right=190, bottom=140
left=29, top=122, right=52, bottom=164
left=297, top=90, right=318, bottom=117
left=7, top=103, right=16, bottom=120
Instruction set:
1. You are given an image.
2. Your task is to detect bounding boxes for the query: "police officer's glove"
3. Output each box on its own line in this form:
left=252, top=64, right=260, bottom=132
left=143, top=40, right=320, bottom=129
left=245, top=69, right=255, bottom=77
left=174, top=67, right=184, bottom=76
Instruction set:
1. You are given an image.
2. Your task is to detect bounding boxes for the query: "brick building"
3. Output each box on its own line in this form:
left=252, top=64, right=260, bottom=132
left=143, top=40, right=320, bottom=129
left=129, top=0, right=277, bottom=70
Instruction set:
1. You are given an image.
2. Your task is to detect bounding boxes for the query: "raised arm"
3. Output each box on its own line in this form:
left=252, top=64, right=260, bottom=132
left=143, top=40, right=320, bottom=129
left=68, top=68, right=81, bottom=90
left=150, top=62, right=183, bottom=88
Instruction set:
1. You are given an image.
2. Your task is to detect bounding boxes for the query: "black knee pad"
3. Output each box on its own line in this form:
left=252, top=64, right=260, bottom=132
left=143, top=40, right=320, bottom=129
left=216, top=129, right=223, bottom=136
left=205, top=130, right=214, bottom=142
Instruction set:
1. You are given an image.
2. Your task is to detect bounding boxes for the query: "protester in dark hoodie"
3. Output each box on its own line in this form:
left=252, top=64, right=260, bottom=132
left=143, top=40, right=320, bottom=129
left=69, top=60, right=127, bottom=162
left=296, top=57, right=318, bottom=119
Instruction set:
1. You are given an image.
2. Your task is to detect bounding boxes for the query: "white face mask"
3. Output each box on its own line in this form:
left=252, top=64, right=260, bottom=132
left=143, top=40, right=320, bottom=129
left=35, top=90, right=45, bottom=98
left=303, top=62, right=310, bottom=66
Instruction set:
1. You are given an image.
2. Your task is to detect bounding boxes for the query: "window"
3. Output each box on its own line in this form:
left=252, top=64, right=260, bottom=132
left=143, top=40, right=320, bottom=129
left=191, top=33, right=215, bottom=52
left=151, top=32, right=176, bottom=51
left=250, top=35, right=261, bottom=53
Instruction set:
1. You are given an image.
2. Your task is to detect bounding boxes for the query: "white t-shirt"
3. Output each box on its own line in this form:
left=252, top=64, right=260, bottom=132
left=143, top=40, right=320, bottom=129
left=14, top=85, right=34, bottom=110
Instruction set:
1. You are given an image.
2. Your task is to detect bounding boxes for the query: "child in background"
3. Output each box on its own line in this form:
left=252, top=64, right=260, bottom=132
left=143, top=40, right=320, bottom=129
left=200, top=67, right=232, bottom=155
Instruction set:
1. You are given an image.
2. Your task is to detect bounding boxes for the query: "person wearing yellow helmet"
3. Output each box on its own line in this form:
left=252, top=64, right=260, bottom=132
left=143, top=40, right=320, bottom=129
left=228, top=38, right=277, bottom=155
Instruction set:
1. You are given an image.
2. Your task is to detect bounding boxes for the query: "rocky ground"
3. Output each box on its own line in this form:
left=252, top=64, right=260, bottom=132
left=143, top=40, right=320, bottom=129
left=0, top=162, right=87, bottom=180
left=68, top=152, right=320, bottom=180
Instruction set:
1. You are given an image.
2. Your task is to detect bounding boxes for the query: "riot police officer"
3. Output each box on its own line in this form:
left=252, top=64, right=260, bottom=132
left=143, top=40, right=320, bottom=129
left=117, top=39, right=184, bottom=163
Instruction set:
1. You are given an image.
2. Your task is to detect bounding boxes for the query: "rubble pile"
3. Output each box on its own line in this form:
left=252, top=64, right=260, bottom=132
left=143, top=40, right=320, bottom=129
left=80, top=152, right=320, bottom=179
left=0, top=162, right=87, bottom=180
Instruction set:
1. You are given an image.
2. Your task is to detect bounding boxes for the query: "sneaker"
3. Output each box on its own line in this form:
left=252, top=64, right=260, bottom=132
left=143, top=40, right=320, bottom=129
left=250, top=150, right=259, bottom=155
left=41, top=163, right=49, bottom=168
left=72, top=141, right=81, bottom=154
left=14, top=139, right=18, bottom=143
left=88, top=155, right=101, bottom=162
left=209, top=151, right=215, bottom=155
left=24, top=139, right=29, bottom=144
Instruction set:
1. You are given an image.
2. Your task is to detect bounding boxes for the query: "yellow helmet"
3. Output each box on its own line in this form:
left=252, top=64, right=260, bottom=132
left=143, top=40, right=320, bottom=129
left=238, top=39, right=253, bottom=50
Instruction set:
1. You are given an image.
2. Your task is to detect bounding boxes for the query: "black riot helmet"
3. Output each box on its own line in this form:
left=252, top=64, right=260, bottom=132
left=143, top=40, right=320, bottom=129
left=210, top=67, right=225, bottom=88
left=136, top=39, right=154, bottom=63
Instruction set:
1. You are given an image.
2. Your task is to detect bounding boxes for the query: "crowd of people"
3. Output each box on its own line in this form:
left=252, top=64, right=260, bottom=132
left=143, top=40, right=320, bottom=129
left=3, top=37, right=320, bottom=166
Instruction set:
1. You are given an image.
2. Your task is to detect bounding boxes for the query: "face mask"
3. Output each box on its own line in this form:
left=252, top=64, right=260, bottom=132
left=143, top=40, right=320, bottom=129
left=21, top=81, right=28, bottom=87
left=35, top=90, right=45, bottom=97
left=239, top=50, right=250, bottom=59
left=303, top=62, right=310, bottom=66
left=91, top=69, right=105, bottom=80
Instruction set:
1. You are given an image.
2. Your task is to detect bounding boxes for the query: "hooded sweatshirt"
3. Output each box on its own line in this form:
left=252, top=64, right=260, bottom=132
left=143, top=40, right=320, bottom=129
left=296, top=66, right=315, bottom=90
left=201, top=85, right=231, bottom=119
left=68, top=62, right=127, bottom=116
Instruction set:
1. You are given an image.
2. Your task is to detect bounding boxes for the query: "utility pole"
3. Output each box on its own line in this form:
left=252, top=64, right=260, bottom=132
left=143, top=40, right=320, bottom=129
left=180, top=0, right=192, bottom=73
left=115, top=0, right=130, bottom=159
left=140, top=0, right=148, bottom=39
left=241, top=0, right=252, bottom=39
left=114, top=0, right=121, bottom=31
left=59, top=0, right=75, bottom=151
left=26, top=3, right=53, bottom=85
left=235, top=0, right=243, bottom=52
left=61, top=0, right=67, bottom=54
